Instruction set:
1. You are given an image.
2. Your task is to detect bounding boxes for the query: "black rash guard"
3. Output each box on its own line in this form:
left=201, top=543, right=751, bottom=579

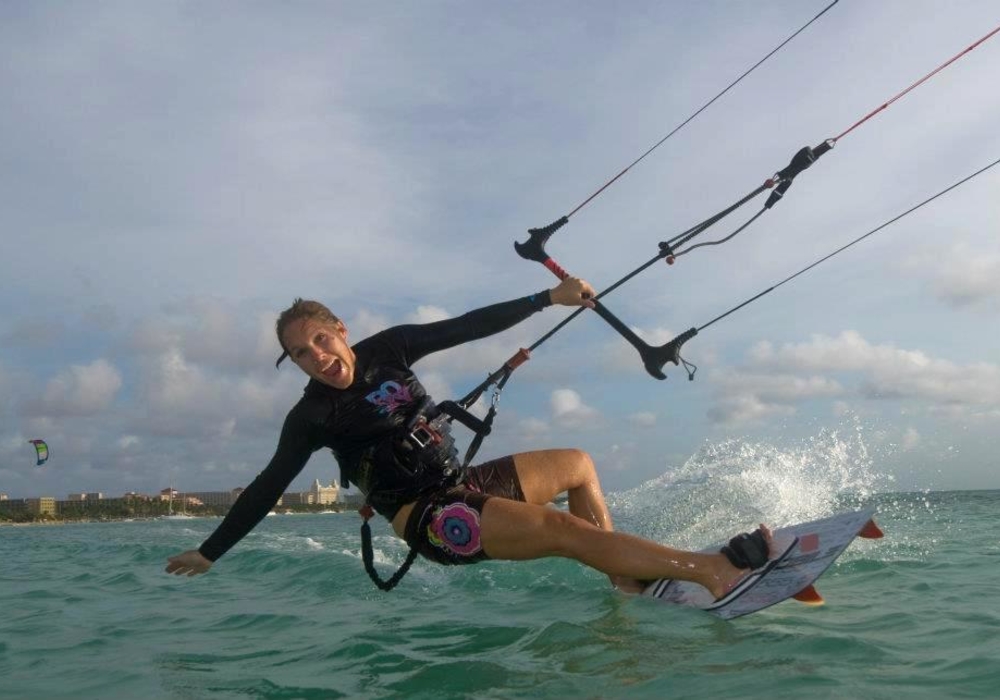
left=198, top=291, right=553, bottom=562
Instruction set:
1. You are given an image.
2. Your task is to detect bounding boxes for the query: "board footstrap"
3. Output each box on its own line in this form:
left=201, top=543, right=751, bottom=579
left=705, top=535, right=799, bottom=611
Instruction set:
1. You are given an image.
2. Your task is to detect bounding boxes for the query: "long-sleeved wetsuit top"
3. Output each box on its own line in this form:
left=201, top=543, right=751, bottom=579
left=198, top=291, right=552, bottom=562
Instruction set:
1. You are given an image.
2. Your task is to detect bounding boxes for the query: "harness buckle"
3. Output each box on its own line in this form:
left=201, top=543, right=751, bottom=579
left=408, top=417, right=443, bottom=449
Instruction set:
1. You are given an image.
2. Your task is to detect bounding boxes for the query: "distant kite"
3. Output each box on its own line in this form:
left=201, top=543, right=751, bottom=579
left=28, top=439, right=49, bottom=466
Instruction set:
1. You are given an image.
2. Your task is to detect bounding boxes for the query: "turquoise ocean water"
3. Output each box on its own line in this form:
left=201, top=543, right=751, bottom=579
left=2, top=434, right=999, bottom=700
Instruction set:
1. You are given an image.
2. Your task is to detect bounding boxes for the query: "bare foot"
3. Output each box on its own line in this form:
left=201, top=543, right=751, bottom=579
left=704, top=523, right=774, bottom=599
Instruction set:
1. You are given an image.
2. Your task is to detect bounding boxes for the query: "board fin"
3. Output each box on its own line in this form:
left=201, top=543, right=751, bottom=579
left=859, top=519, right=884, bottom=539
left=792, top=584, right=824, bottom=605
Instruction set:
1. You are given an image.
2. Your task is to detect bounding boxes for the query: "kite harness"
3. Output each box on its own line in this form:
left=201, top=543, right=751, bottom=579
left=358, top=397, right=465, bottom=591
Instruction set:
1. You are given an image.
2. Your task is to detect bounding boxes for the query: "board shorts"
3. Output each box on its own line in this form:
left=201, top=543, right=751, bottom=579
left=403, top=455, right=525, bottom=566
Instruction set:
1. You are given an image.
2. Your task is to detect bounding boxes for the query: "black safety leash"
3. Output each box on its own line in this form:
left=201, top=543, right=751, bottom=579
left=359, top=504, right=419, bottom=591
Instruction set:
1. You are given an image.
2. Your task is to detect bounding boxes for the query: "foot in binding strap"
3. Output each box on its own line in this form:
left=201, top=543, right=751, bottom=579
left=643, top=526, right=796, bottom=605
left=720, top=528, right=771, bottom=570
left=707, top=528, right=799, bottom=610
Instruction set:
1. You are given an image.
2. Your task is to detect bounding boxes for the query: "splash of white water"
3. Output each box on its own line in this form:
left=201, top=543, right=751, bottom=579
left=608, top=423, right=893, bottom=550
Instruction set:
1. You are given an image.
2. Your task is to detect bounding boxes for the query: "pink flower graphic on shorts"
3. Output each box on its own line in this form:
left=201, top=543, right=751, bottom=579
left=427, top=502, right=482, bottom=557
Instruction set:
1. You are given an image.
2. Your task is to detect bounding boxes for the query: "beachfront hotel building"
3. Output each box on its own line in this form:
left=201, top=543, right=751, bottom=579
left=280, top=479, right=340, bottom=506
left=181, top=488, right=245, bottom=509
left=1, top=494, right=56, bottom=517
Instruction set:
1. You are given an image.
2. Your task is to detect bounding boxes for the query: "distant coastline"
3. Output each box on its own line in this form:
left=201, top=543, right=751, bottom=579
left=0, top=515, right=208, bottom=527
left=0, top=503, right=352, bottom=527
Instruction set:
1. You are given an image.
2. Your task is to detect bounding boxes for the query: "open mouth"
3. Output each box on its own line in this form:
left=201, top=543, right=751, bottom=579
left=321, top=358, right=343, bottom=378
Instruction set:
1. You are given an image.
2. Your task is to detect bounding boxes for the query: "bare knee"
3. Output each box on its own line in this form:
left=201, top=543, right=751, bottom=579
left=559, top=447, right=593, bottom=465
left=557, top=448, right=597, bottom=481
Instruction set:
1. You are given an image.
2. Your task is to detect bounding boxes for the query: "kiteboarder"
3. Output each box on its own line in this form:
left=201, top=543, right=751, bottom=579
left=165, top=277, right=773, bottom=598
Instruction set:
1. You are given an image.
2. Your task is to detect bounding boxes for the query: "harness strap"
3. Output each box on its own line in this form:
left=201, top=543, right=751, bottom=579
left=442, top=348, right=528, bottom=467
left=436, top=400, right=492, bottom=467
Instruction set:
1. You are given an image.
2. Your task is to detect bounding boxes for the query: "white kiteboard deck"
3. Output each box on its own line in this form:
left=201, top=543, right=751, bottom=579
left=642, top=507, right=882, bottom=620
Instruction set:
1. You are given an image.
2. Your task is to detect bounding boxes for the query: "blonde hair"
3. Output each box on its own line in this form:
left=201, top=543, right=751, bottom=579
left=274, top=298, right=341, bottom=367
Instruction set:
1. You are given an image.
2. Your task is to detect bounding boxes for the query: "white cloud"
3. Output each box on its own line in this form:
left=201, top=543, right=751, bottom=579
left=747, top=331, right=1000, bottom=407
left=708, top=331, right=1000, bottom=426
left=417, top=371, right=453, bottom=405
left=26, top=359, right=122, bottom=417
left=905, top=245, right=1000, bottom=311
left=345, top=309, right=392, bottom=342
left=933, top=256, right=1000, bottom=310
left=629, top=411, right=657, bottom=427
left=707, top=393, right=796, bottom=426
left=550, top=388, right=602, bottom=429
left=747, top=331, right=912, bottom=372
left=134, top=346, right=290, bottom=438
left=705, top=367, right=843, bottom=425
left=406, top=305, right=451, bottom=324
left=130, top=300, right=280, bottom=373
left=117, top=435, right=141, bottom=449
left=517, top=417, right=550, bottom=437
left=712, top=369, right=844, bottom=402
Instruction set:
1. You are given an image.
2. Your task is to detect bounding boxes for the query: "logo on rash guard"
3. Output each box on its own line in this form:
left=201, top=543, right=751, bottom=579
left=365, top=381, right=412, bottom=415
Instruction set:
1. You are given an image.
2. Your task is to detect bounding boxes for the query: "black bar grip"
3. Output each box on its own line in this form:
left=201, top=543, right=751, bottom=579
left=515, top=216, right=569, bottom=262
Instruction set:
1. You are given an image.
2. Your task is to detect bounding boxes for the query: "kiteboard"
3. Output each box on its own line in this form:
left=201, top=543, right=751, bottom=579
left=642, top=507, right=883, bottom=620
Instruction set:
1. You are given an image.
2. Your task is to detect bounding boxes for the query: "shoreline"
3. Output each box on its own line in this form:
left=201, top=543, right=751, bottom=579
left=0, top=517, right=167, bottom=528
left=0, top=510, right=353, bottom=528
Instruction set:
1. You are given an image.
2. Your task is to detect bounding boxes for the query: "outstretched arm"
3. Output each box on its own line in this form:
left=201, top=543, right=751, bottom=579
left=164, top=414, right=316, bottom=576
left=399, top=277, right=596, bottom=364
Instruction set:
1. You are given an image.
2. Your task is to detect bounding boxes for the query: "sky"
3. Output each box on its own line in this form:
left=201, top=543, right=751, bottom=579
left=2, top=1, right=998, bottom=500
